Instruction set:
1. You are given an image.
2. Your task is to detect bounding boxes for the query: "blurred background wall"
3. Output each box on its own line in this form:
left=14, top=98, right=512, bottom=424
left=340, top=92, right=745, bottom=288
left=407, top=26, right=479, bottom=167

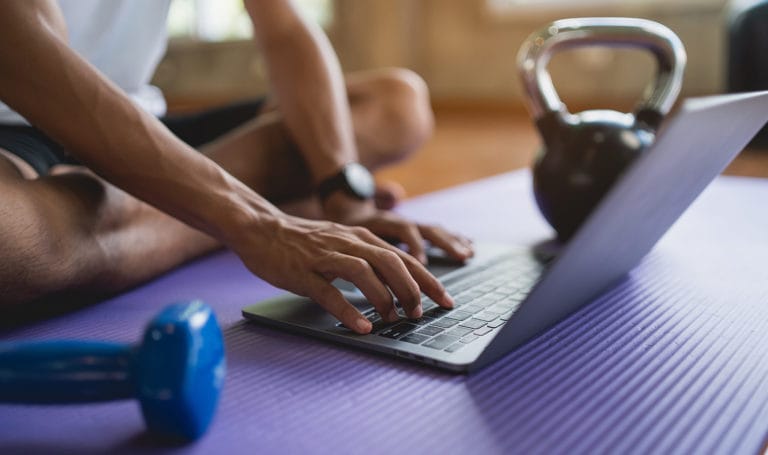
left=148, top=0, right=768, bottom=196
left=153, top=0, right=734, bottom=112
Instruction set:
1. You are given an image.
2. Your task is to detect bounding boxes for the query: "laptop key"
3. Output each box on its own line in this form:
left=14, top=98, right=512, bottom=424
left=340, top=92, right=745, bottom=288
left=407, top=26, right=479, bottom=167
left=444, top=310, right=473, bottom=321
left=445, top=342, right=465, bottom=353
left=496, top=286, right=518, bottom=294
left=475, top=327, right=494, bottom=336
left=378, top=322, right=418, bottom=339
left=401, top=333, right=430, bottom=345
left=424, top=335, right=461, bottom=350
left=475, top=296, right=498, bottom=307
left=417, top=326, right=444, bottom=336
left=447, top=326, right=474, bottom=337
left=411, top=316, right=436, bottom=326
left=461, top=334, right=479, bottom=344
left=484, top=307, right=506, bottom=315
left=487, top=319, right=506, bottom=329
left=425, top=307, right=451, bottom=318
left=461, top=304, right=483, bottom=314
left=459, top=319, right=486, bottom=330
left=474, top=312, right=498, bottom=322
left=477, top=284, right=497, bottom=293
left=455, top=293, right=476, bottom=305
left=421, top=299, right=438, bottom=312
left=337, top=315, right=386, bottom=331
left=429, top=318, right=460, bottom=329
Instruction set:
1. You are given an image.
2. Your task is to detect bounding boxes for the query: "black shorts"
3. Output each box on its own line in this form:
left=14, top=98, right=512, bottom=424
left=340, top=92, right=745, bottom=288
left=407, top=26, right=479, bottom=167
left=0, top=98, right=266, bottom=175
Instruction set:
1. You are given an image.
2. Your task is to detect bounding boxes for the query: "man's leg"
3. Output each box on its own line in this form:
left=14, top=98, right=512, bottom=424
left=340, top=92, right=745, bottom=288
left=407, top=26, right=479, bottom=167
left=201, top=68, right=434, bottom=216
left=0, top=148, right=220, bottom=306
left=0, top=68, right=433, bottom=306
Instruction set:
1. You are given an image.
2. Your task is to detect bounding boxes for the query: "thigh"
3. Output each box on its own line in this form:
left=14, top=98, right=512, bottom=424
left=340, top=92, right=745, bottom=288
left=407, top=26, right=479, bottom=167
left=0, top=151, right=219, bottom=307
left=0, top=149, right=84, bottom=303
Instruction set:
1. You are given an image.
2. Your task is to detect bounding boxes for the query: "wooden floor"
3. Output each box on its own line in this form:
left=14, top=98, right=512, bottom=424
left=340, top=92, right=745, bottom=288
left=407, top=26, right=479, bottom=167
left=376, top=106, right=768, bottom=198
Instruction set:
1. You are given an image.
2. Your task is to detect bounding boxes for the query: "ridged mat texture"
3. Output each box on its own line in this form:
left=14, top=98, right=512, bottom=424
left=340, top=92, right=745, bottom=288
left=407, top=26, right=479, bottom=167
left=2, top=170, right=768, bottom=454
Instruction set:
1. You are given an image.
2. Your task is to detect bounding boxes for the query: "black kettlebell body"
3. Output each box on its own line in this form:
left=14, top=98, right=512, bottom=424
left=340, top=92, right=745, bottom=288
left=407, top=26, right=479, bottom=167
left=533, top=109, right=657, bottom=240
left=519, top=18, right=686, bottom=241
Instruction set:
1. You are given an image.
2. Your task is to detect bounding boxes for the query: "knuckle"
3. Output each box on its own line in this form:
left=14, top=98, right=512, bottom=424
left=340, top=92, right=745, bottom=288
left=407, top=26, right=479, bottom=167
left=347, top=257, right=371, bottom=276
left=407, top=226, right=423, bottom=242
left=351, top=226, right=370, bottom=237
left=398, top=222, right=415, bottom=235
left=378, top=248, right=403, bottom=265
left=311, top=252, right=338, bottom=271
left=400, top=252, right=421, bottom=268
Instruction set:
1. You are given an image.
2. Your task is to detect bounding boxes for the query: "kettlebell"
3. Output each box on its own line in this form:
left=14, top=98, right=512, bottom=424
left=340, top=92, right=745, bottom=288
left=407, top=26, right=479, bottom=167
left=518, top=18, right=686, bottom=241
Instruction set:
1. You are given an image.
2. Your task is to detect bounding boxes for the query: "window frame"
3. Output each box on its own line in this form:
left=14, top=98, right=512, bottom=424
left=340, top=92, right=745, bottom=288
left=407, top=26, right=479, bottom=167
left=484, top=0, right=728, bottom=22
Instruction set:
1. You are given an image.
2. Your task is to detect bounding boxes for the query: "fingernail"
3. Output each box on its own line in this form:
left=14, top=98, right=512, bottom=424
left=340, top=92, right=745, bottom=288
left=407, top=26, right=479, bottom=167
left=455, top=244, right=471, bottom=257
left=388, top=309, right=400, bottom=321
left=443, top=291, right=455, bottom=308
left=419, top=254, right=428, bottom=265
left=356, top=318, right=371, bottom=333
left=412, top=305, right=423, bottom=319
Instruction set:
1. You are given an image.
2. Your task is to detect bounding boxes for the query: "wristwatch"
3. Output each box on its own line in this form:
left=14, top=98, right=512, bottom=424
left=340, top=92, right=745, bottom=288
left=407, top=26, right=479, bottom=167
left=316, top=162, right=376, bottom=201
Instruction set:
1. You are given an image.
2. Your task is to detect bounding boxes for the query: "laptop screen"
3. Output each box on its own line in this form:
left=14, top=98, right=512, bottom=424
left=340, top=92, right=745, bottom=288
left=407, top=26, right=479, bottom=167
left=473, top=91, right=768, bottom=370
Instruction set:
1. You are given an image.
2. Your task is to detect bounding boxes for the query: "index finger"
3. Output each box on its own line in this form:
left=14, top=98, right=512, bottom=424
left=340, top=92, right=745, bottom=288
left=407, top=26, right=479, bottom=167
left=306, top=274, right=372, bottom=334
left=419, top=225, right=475, bottom=261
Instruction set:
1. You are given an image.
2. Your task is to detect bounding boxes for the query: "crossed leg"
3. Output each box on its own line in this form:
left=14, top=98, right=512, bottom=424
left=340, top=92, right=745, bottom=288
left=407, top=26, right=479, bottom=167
left=0, top=68, right=434, bottom=308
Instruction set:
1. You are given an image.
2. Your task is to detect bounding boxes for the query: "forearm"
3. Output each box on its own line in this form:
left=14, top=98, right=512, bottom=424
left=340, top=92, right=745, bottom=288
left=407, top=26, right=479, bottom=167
left=0, top=1, right=280, bottom=243
left=246, top=0, right=357, bottom=184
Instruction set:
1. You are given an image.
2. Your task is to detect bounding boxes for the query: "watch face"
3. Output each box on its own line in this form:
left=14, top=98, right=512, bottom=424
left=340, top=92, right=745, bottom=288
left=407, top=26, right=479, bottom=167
left=346, top=163, right=376, bottom=199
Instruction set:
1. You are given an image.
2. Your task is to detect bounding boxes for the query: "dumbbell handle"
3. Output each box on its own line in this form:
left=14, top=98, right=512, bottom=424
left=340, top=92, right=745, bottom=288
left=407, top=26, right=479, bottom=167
left=0, top=340, right=136, bottom=403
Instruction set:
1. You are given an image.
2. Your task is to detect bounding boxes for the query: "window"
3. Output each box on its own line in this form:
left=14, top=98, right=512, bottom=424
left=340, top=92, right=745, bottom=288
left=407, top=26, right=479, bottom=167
left=167, top=0, right=334, bottom=41
left=486, top=0, right=727, bottom=18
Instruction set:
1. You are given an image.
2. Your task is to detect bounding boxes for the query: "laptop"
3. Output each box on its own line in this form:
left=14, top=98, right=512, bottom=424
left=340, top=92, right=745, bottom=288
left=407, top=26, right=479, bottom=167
left=243, top=91, right=768, bottom=373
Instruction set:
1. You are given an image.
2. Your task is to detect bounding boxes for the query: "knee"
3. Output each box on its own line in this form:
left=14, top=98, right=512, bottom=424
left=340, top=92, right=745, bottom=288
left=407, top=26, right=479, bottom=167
left=366, top=68, right=435, bottom=164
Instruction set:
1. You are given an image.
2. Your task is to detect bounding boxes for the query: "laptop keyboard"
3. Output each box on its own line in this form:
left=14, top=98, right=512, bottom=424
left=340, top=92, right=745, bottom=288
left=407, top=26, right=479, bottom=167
left=336, top=251, right=545, bottom=354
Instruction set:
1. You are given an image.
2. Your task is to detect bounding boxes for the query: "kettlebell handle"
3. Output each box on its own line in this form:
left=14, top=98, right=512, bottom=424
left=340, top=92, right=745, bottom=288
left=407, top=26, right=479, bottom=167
left=518, top=17, right=686, bottom=129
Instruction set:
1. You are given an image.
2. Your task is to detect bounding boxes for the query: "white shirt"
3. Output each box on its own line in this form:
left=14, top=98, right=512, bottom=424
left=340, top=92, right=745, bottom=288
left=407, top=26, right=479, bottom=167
left=0, top=0, right=172, bottom=125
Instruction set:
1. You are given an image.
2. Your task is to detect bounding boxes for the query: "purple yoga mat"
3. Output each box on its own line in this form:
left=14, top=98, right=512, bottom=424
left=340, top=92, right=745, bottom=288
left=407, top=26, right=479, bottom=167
left=2, top=170, right=768, bottom=454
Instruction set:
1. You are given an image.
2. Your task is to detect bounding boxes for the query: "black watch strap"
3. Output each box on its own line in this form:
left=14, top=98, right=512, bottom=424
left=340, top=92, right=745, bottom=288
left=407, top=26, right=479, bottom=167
left=316, top=163, right=375, bottom=201
left=316, top=171, right=349, bottom=200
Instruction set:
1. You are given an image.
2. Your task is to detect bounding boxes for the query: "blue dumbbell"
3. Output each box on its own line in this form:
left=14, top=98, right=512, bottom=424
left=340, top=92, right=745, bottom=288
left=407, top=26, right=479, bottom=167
left=0, top=300, right=226, bottom=441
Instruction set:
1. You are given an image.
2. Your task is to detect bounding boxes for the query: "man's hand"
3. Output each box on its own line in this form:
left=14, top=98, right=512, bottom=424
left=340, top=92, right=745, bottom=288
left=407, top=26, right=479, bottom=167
left=323, top=193, right=475, bottom=265
left=228, top=213, right=455, bottom=335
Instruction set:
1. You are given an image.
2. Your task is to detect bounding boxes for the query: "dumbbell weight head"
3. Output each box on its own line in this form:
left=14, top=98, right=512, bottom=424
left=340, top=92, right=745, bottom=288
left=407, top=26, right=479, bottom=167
left=135, top=301, right=226, bottom=441
left=0, top=300, right=226, bottom=442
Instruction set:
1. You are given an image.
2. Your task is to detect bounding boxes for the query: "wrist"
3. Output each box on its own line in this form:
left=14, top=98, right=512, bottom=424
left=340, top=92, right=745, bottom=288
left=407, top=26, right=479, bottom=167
left=322, top=191, right=376, bottom=222
left=205, top=172, right=283, bottom=247
left=315, top=162, right=375, bottom=202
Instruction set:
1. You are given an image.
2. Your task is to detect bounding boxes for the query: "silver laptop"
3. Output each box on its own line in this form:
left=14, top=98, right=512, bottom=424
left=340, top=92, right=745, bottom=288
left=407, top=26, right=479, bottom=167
left=243, top=91, right=768, bottom=373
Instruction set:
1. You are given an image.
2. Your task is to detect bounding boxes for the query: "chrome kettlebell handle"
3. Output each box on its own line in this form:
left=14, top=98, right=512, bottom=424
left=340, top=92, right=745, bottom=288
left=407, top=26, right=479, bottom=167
left=518, top=17, right=686, bottom=127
